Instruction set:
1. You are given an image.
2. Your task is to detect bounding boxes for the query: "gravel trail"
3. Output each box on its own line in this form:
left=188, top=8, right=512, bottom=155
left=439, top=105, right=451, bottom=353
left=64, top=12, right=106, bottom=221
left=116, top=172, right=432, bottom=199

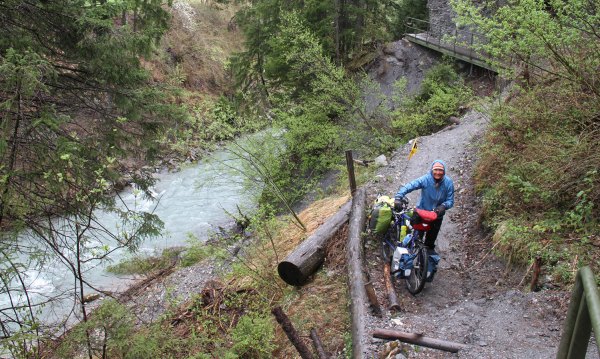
left=361, top=104, right=592, bottom=358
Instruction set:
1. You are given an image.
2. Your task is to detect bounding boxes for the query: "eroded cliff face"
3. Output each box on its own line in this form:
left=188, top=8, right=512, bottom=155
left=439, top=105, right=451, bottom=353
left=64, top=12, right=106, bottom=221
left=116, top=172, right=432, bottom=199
left=365, top=0, right=473, bottom=112
left=427, top=0, right=458, bottom=38
left=428, top=0, right=501, bottom=44
left=364, top=38, right=436, bottom=112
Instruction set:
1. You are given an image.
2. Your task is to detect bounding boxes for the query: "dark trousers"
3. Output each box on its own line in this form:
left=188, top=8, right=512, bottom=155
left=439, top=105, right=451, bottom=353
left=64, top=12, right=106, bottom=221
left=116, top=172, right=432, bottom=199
left=424, top=216, right=444, bottom=249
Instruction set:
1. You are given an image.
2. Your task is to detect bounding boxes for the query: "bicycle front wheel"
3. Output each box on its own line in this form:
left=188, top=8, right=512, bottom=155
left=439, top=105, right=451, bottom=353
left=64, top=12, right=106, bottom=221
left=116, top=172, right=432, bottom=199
left=406, top=247, right=428, bottom=295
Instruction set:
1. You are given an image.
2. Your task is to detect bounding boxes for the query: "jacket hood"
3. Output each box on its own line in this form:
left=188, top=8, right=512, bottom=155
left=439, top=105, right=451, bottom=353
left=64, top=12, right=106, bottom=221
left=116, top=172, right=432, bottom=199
left=430, top=159, right=447, bottom=182
left=430, top=159, right=447, bottom=171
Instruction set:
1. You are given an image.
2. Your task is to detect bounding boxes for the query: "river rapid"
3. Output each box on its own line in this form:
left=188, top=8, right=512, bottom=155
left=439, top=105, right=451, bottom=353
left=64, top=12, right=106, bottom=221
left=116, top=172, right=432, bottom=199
left=0, top=133, right=270, bottom=329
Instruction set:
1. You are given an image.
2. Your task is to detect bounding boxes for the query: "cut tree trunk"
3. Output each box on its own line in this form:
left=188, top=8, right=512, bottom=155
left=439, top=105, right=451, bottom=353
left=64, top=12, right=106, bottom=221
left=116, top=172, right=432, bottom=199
left=372, top=328, right=469, bottom=353
left=383, top=262, right=401, bottom=311
left=278, top=200, right=352, bottom=286
left=364, top=281, right=382, bottom=316
left=346, top=187, right=368, bottom=359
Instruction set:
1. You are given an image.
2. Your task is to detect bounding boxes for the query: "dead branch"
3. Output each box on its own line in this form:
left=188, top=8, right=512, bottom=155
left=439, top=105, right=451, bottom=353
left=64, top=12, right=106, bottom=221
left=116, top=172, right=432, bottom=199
left=372, top=328, right=469, bottom=353
left=271, top=306, right=313, bottom=359
left=310, top=328, right=328, bottom=359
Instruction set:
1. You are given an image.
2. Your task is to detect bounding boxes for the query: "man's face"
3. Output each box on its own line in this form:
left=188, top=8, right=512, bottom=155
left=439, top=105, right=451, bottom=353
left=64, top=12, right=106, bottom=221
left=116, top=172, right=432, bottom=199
left=432, top=168, right=444, bottom=181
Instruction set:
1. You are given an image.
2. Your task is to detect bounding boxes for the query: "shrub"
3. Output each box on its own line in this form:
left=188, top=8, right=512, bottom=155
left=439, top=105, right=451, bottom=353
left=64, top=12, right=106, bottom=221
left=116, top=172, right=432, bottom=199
left=392, top=63, right=472, bottom=140
left=230, top=313, right=276, bottom=358
left=107, top=247, right=182, bottom=275
left=56, top=299, right=166, bottom=359
left=476, top=82, right=600, bottom=283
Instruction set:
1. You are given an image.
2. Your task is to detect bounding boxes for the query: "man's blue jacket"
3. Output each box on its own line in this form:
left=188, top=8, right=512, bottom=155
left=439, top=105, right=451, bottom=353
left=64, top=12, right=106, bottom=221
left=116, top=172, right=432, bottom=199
left=394, top=159, right=455, bottom=211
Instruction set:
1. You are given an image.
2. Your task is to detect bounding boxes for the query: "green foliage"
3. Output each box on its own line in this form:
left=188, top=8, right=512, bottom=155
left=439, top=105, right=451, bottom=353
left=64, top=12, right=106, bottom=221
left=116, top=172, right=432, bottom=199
left=230, top=313, right=276, bottom=358
left=161, top=96, right=268, bottom=158
left=56, top=299, right=200, bottom=359
left=230, top=12, right=368, bottom=210
left=57, top=299, right=151, bottom=358
left=476, top=81, right=600, bottom=283
left=392, top=63, right=472, bottom=140
left=390, top=0, right=429, bottom=37
left=107, top=247, right=182, bottom=275
left=565, top=170, right=597, bottom=230
left=181, top=233, right=229, bottom=267
left=0, top=0, right=183, bottom=351
left=451, top=0, right=600, bottom=95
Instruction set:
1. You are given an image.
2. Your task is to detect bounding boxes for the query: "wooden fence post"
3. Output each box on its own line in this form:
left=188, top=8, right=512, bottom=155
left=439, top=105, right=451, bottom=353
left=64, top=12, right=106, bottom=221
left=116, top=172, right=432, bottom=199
left=345, top=150, right=357, bottom=196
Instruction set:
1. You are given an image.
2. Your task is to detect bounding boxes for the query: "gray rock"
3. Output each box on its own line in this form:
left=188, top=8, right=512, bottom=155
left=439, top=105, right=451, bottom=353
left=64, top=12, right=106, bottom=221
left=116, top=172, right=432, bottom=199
left=374, top=154, right=389, bottom=167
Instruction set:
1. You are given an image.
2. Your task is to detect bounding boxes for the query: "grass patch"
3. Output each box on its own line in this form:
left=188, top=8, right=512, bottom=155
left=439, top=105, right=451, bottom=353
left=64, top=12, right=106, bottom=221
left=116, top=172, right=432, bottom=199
left=180, top=233, right=232, bottom=267
left=107, top=247, right=183, bottom=275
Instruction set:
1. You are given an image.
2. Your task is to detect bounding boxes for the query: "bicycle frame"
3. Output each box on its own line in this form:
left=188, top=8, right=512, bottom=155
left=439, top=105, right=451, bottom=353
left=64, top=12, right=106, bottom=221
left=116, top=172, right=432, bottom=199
left=384, top=206, right=432, bottom=294
left=385, top=208, right=425, bottom=253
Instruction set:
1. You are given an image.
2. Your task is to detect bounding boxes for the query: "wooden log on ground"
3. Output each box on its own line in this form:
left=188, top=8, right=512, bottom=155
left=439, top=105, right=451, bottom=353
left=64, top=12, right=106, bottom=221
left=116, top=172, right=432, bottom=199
left=383, top=262, right=401, bottom=311
left=278, top=200, right=352, bottom=286
left=372, top=328, right=469, bottom=353
left=271, top=306, right=313, bottom=359
left=364, top=281, right=382, bottom=317
left=310, top=328, right=328, bottom=359
left=346, top=187, right=368, bottom=359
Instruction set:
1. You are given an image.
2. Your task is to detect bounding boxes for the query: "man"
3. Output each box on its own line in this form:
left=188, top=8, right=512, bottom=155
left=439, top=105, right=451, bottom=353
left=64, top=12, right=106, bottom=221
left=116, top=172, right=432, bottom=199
left=394, top=160, right=454, bottom=253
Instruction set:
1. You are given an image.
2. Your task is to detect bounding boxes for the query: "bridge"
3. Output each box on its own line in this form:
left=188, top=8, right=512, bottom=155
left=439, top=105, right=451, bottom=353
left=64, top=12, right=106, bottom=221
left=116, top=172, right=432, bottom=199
left=404, top=17, right=498, bottom=73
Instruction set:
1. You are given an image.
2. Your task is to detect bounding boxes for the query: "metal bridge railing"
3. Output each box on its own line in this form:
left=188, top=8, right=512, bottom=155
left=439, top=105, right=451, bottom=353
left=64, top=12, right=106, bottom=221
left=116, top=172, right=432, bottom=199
left=557, top=266, right=600, bottom=358
left=402, top=17, right=506, bottom=73
left=404, top=17, right=478, bottom=62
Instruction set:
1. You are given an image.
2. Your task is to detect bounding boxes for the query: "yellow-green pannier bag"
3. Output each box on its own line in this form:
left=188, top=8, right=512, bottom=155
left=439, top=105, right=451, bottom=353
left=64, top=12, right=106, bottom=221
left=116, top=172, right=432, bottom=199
left=368, top=195, right=394, bottom=235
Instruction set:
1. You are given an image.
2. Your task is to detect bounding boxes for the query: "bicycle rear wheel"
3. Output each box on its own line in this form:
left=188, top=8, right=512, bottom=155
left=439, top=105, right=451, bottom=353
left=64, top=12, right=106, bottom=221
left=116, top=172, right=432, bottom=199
left=405, top=247, right=428, bottom=295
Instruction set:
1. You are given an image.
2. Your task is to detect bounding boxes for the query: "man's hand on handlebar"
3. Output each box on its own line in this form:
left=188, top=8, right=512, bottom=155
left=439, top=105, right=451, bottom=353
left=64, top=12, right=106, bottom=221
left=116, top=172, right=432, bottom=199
left=394, top=196, right=408, bottom=211
left=434, top=204, right=446, bottom=216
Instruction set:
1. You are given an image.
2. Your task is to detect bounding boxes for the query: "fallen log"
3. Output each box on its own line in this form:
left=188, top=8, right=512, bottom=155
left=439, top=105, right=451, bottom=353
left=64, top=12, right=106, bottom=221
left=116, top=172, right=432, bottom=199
left=278, top=200, right=352, bottom=286
left=346, top=187, right=368, bottom=359
left=383, top=262, right=401, bottom=311
left=372, top=328, right=469, bottom=353
left=271, top=306, right=313, bottom=359
left=364, top=281, right=382, bottom=317
left=310, top=328, right=328, bottom=359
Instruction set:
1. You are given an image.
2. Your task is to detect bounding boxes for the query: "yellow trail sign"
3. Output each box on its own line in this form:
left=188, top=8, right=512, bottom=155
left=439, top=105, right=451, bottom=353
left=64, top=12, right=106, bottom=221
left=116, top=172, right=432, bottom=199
left=407, top=138, right=418, bottom=160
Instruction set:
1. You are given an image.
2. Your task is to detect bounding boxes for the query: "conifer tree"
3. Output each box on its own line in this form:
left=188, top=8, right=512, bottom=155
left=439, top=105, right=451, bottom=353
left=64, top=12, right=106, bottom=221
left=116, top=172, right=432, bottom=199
left=0, top=1, right=182, bottom=355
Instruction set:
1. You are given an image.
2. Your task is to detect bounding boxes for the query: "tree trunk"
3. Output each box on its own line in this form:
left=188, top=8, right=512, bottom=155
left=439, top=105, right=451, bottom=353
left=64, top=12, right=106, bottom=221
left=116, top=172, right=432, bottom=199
left=372, top=328, right=469, bottom=353
left=334, top=0, right=341, bottom=63
left=383, top=262, right=401, bottom=311
left=277, top=200, right=352, bottom=286
left=346, top=187, right=368, bottom=359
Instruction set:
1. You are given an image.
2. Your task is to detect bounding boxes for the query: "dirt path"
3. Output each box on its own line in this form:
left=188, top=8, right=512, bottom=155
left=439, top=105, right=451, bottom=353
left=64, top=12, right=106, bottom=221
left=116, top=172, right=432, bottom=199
left=361, top=107, right=581, bottom=358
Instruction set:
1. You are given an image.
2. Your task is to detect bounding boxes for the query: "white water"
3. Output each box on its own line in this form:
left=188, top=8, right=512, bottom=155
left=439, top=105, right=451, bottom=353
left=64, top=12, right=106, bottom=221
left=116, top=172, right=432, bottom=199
left=0, top=133, right=270, bottom=328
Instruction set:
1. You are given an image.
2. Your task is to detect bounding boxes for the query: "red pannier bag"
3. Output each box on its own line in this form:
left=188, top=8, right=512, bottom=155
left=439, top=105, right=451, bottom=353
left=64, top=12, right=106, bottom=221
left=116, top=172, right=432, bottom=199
left=412, top=208, right=438, bottom=231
